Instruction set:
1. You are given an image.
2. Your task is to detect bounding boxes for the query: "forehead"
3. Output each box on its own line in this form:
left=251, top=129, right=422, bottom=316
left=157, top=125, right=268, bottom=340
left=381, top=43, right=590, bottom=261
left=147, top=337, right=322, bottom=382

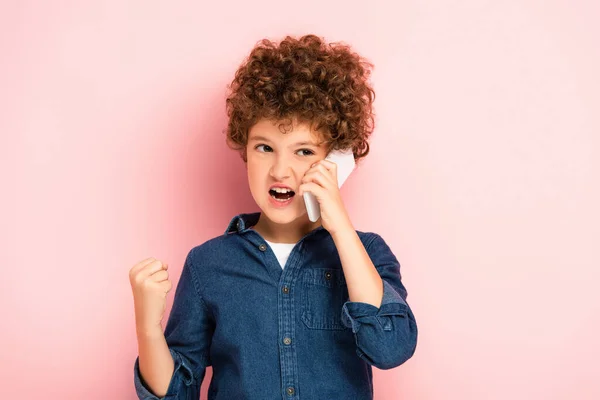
left=248, top=118, right=326, bottom=144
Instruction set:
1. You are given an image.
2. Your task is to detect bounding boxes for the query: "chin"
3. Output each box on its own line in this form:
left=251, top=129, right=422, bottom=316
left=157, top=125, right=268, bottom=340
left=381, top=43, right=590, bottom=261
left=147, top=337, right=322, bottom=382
left=262, top=210, right=302, bottom=225
left=260, top=202, right=306, bottom=225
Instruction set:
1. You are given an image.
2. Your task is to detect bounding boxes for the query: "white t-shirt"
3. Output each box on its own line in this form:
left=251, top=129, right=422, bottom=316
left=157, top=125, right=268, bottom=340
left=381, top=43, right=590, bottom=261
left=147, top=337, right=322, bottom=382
left=264, top=239, right=296, bottom=269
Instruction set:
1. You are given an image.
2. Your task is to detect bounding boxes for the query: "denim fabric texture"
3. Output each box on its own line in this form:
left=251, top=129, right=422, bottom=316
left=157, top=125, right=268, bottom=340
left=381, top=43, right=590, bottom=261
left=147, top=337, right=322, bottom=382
left=133, top=212, right=418, bottom=399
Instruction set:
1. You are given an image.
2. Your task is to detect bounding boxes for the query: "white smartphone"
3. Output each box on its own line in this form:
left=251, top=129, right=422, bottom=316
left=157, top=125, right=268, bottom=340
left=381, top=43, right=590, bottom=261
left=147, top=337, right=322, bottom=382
left=303, top=148, right=356, bottom=222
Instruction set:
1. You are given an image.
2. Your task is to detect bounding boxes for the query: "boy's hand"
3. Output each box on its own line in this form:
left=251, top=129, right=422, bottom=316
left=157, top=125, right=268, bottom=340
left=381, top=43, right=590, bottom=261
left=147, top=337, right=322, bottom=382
left=129, top=258, right=173, bottom=336
left=298, top=159, right=353, bottom=236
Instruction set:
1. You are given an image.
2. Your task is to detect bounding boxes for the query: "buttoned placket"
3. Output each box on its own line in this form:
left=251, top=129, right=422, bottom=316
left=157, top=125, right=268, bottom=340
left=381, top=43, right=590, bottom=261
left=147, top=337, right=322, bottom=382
left=231, top=214, right=326, bottom=399
left=251, top=230, right=302, bottom=399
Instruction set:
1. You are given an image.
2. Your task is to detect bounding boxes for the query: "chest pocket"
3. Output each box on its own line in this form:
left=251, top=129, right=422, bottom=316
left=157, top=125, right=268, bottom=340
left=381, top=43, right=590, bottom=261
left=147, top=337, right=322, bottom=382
left=301, top=268, right=349, bottom=331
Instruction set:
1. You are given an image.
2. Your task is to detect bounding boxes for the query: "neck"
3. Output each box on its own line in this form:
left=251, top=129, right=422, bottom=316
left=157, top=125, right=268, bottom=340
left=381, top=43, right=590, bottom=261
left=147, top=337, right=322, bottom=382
left=252, top=212, right=322, bottom=244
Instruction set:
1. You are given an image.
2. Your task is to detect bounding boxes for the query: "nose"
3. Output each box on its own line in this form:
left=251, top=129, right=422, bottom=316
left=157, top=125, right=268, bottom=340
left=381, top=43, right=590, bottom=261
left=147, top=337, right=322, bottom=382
left=269, top=154, right=293, bottom=180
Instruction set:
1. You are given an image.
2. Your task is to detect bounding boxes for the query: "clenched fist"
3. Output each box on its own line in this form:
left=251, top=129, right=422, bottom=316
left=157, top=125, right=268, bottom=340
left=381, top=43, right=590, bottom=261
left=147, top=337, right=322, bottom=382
left=129, top=258, right=173, bottom=336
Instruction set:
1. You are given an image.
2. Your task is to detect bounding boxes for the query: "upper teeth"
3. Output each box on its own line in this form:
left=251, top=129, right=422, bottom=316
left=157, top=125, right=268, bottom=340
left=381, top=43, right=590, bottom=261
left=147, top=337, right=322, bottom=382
left=271, top=187, right=293, bottom=193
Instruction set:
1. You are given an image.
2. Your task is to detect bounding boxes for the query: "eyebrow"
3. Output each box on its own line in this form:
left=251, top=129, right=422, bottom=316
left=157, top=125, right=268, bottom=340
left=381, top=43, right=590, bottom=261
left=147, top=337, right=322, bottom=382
left=248, top=135, right=319, bottom=147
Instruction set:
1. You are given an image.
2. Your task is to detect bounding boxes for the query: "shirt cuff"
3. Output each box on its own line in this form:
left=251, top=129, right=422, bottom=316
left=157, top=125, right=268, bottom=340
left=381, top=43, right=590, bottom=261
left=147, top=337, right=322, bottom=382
left=341, top=279, right=408, bottom=333
left=133, top=348, right=194, bottom=399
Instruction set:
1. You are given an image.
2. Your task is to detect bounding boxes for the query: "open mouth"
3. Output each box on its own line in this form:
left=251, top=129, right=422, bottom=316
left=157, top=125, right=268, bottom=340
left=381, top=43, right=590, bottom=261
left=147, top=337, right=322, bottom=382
left=269, top=188, right=296, bottom=202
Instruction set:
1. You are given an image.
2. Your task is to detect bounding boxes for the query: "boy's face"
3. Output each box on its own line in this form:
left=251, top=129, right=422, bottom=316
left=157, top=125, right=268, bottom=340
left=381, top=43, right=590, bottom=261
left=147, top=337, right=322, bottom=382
left=246, top=118, right=328, bottom=225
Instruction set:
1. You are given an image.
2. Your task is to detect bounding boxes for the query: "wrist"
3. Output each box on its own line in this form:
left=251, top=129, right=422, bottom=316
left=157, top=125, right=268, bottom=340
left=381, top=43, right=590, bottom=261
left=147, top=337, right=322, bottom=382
left=330, top=219, right=355, bottom=240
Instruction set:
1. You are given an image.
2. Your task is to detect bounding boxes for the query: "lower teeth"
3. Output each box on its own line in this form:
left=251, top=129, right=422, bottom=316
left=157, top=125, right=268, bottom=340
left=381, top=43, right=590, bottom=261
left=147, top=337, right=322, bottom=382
left=271, top=195, right=292, bottom=202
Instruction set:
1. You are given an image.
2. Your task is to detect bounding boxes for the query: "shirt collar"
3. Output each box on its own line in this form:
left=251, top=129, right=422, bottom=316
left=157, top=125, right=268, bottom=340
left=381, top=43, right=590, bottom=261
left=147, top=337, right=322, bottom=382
left=224, top=212, right=327, bottom=239
left=224, top=212, right=261, bottom=235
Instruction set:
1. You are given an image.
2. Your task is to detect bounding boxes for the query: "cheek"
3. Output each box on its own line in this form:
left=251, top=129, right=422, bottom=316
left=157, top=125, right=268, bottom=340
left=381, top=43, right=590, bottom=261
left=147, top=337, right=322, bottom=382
left=246, top=163, right=266, bottom=190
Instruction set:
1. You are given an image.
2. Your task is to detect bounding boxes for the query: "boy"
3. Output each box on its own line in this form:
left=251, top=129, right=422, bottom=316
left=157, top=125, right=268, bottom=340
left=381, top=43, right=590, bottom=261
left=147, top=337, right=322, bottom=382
left=130, top=34, right=418, bottom=400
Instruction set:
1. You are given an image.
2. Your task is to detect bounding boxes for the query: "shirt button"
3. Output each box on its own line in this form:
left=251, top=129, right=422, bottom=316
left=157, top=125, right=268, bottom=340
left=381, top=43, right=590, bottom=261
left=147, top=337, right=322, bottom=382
left=283, top=337, right=292, bottom=345
left=259, top=244, right=267, bottom=251
left=325, top=271, right=332, bottom=280
left=282, top=285, right=289, bottom=294
left=286, top=387, right=295, bottom=396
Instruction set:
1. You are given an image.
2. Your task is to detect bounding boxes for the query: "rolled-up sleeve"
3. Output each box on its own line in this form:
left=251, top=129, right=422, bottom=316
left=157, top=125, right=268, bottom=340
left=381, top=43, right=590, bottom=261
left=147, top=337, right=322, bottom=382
left=340, top=233, right=418, bottom=370
left=133, top=248, right=214, bottom=399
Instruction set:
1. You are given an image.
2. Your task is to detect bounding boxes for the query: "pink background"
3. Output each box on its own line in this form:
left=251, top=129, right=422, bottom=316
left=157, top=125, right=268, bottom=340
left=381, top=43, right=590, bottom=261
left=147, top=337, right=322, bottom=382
left=1, top=1, right=599, bottom=399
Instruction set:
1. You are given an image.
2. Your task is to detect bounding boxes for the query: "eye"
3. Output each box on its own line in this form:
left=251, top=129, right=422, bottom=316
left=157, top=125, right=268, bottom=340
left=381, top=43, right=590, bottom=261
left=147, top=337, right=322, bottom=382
left=255, top=144, right=272, bottom=152
left=297, top=149, right=315, bottom=156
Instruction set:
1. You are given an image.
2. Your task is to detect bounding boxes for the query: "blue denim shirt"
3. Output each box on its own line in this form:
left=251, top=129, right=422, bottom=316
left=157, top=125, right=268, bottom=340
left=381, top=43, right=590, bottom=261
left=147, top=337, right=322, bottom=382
left=133, top=212, right=418, bottom=399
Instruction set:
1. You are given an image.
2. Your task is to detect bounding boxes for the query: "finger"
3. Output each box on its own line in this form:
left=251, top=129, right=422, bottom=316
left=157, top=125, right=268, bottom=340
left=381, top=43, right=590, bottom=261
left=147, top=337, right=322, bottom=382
left=150, top=269, right=169, bottom=282
left=138, top=260, right=167, bottom=280
left=311, top=164, right=336, bottom=182
left=315, top=159, right=337, bottom=172
left=131, top=257, right=156, bottom=275
left=305, top=164, right=334, bottom=180
left=302, top=172, right=325, bottom=188
left=159, top=279, right=173, bottom=293
left=299, top=182, right=324, bottom=198
left=302, top=169, right=334, bottom=188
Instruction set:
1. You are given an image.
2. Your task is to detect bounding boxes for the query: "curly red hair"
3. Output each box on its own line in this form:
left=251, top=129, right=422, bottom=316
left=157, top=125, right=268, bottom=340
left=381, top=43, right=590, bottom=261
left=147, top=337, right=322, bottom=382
left=224, top=34, right=375, bottom=165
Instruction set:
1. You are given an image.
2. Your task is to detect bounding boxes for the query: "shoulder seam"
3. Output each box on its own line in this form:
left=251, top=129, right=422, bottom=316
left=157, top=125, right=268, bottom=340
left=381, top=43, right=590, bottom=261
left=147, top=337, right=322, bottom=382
left=364, top=232, right=381, bottom=254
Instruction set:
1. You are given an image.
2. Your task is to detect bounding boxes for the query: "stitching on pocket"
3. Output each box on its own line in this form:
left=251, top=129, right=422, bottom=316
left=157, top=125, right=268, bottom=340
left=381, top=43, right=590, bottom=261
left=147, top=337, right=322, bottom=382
left=301, top=268, right=348, bottom=330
